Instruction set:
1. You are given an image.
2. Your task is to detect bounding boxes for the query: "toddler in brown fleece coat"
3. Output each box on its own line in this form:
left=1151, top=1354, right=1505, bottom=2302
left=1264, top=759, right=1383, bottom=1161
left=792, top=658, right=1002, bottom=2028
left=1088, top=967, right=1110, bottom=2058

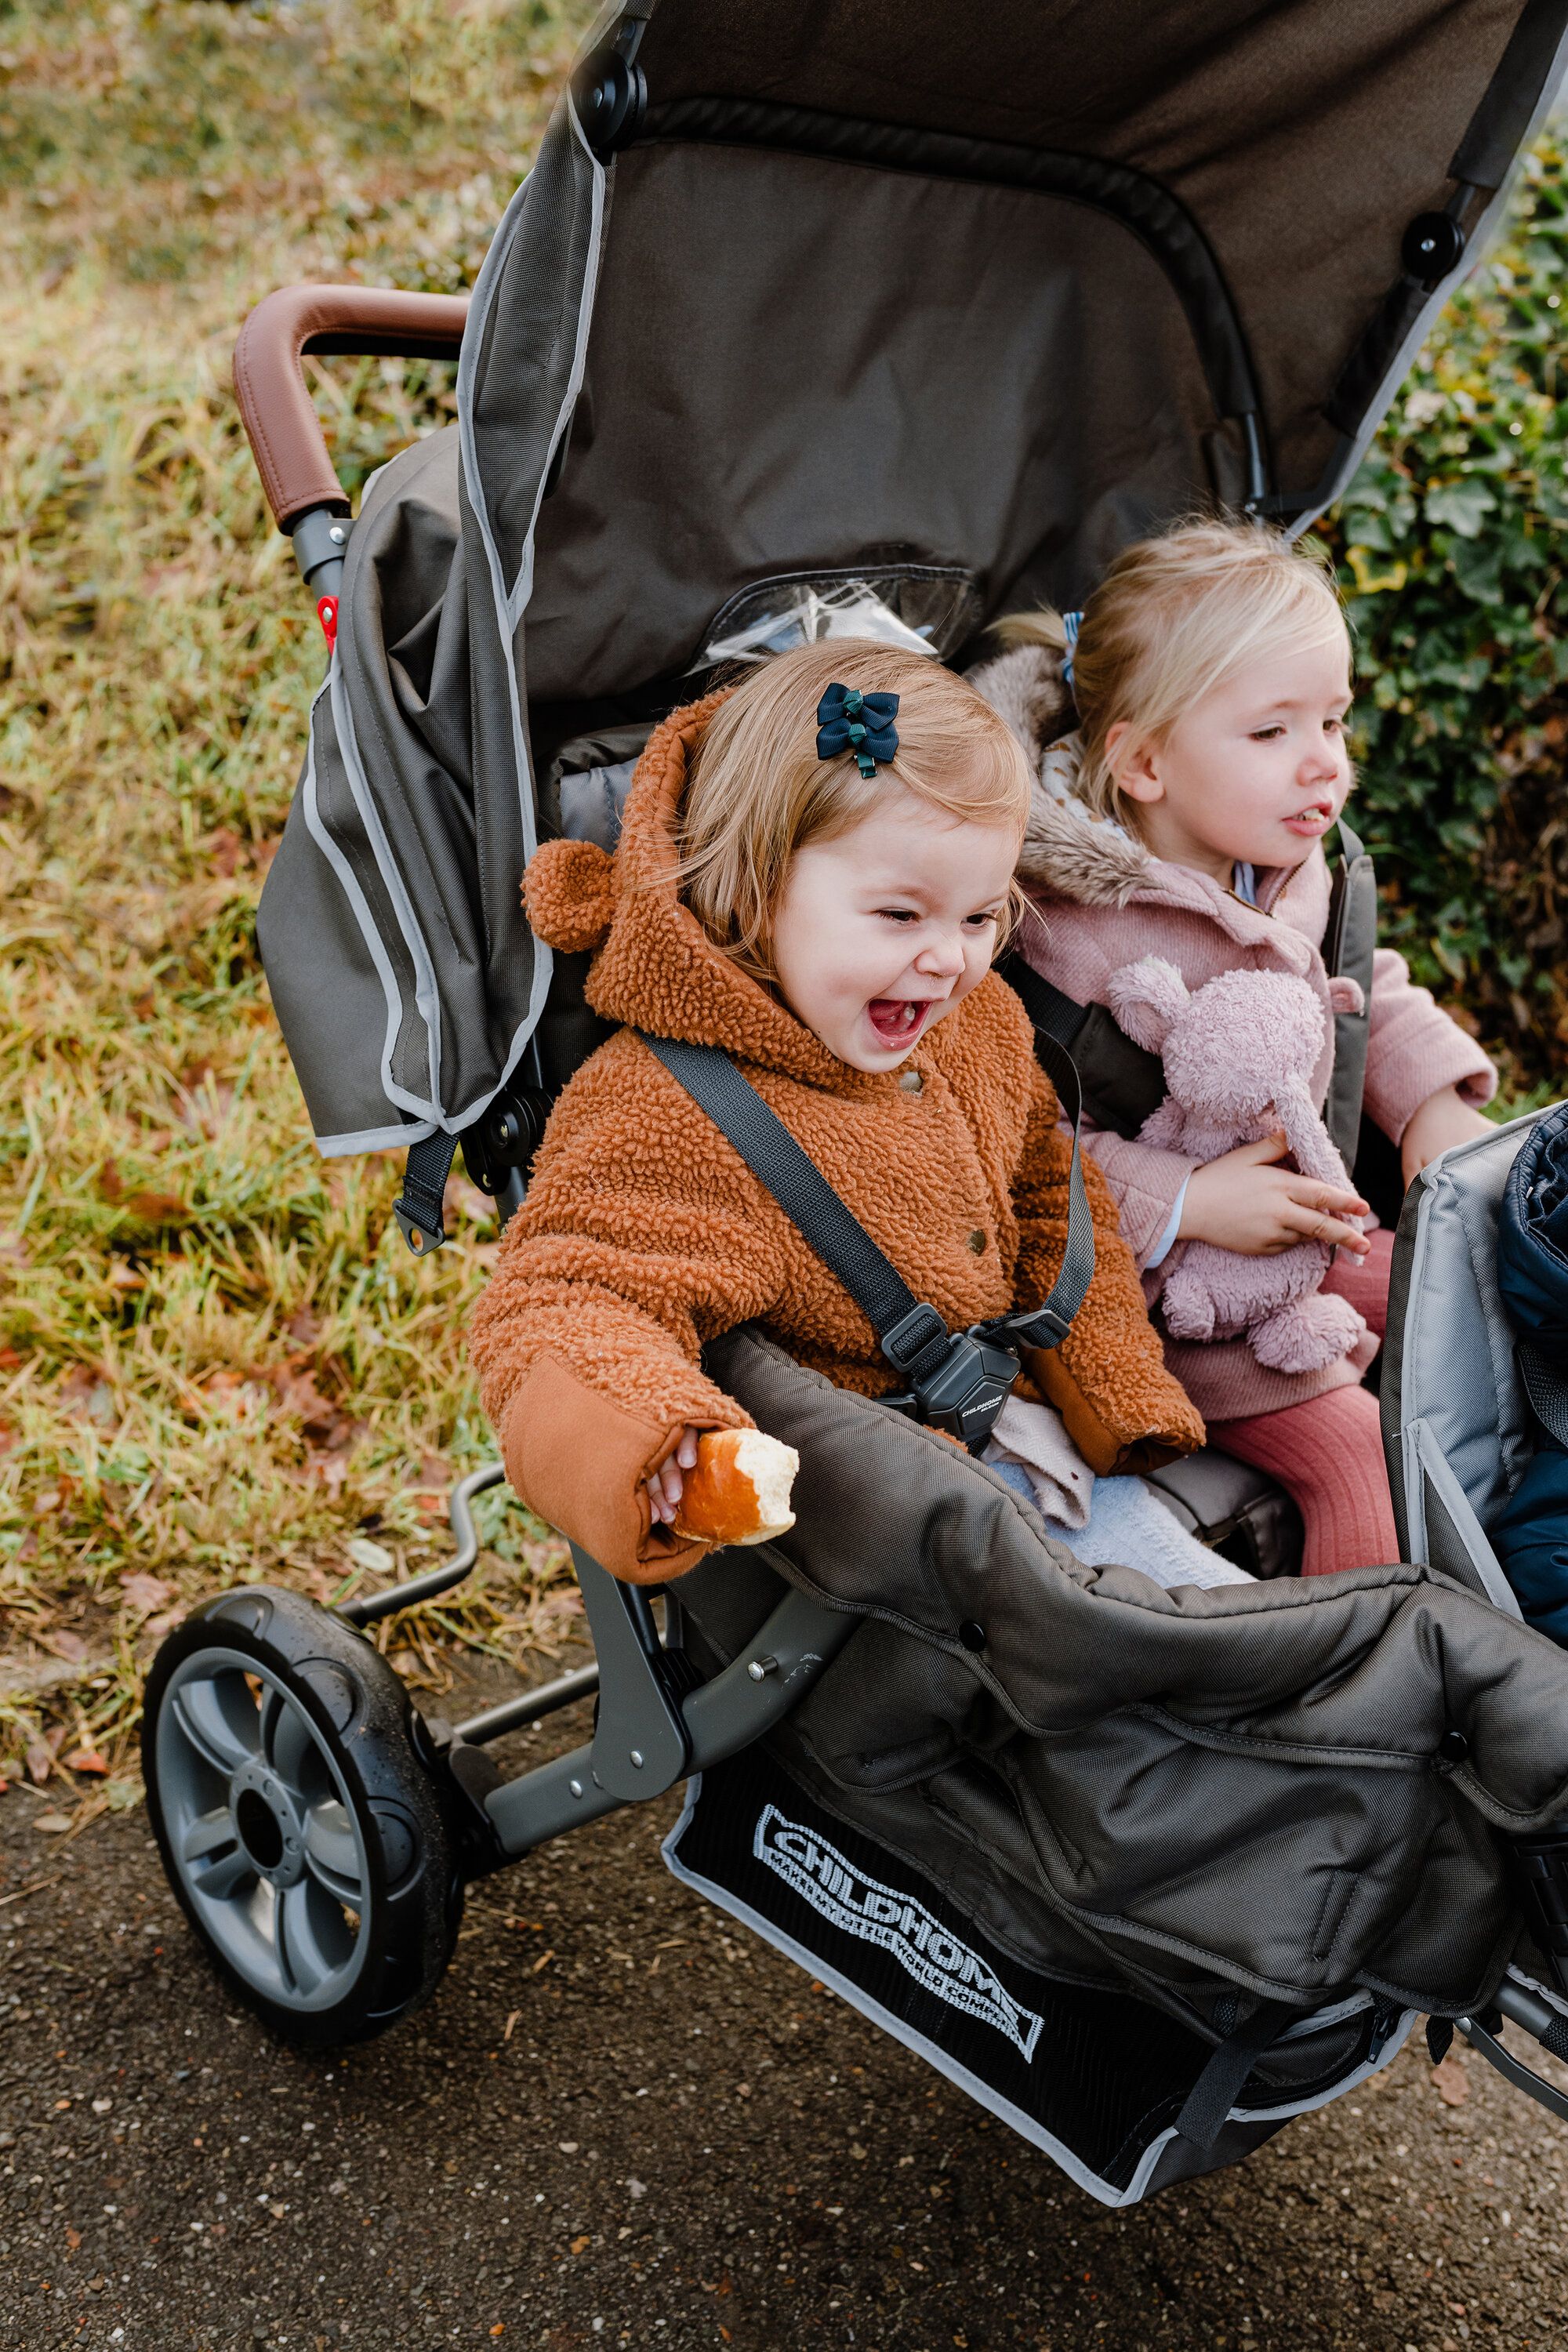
left=470, top=641, right=1237, bottom=1589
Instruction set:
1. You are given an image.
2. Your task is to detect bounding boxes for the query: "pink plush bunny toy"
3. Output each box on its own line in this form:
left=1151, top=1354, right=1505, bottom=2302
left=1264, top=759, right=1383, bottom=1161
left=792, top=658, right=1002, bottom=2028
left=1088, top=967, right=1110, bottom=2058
left=1105, top=957, right=1370, bottom=1376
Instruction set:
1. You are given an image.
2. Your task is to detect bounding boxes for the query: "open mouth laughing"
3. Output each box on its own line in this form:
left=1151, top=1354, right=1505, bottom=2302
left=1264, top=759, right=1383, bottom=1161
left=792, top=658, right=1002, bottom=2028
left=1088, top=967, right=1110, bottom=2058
left=866, top=996, right=938, bottom=1048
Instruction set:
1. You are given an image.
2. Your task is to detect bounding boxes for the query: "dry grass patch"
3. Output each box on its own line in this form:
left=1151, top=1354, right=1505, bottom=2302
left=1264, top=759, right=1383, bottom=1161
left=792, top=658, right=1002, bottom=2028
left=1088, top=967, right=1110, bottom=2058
left=1, top=0, right=595, bottom=1822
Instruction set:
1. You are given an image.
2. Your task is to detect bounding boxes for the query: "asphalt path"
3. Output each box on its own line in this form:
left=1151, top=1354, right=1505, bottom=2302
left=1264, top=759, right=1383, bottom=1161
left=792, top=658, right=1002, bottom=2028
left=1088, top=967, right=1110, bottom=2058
left=4, top=1653, right=1567, bottom=2352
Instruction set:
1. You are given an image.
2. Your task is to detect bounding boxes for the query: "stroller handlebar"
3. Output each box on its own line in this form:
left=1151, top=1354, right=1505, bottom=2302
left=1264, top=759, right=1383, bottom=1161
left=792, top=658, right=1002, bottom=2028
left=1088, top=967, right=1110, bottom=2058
left=233, top=282, right=469, bottom=533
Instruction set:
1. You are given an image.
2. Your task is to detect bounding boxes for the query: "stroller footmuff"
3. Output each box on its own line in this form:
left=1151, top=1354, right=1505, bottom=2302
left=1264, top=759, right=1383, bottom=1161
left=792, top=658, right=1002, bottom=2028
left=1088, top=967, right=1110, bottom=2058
left=657, top=1322, right=1568, bottom=2203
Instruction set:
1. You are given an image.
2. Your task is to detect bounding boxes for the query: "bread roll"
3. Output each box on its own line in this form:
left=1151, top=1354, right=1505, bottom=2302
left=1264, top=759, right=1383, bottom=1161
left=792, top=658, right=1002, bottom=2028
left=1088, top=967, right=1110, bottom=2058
left=671, top=1428, right=799, bottom=1548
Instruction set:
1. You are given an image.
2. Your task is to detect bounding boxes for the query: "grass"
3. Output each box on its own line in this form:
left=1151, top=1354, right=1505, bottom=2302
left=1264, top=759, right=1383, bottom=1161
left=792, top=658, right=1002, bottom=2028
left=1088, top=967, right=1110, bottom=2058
left=0, top=0, right=596, bottom=1819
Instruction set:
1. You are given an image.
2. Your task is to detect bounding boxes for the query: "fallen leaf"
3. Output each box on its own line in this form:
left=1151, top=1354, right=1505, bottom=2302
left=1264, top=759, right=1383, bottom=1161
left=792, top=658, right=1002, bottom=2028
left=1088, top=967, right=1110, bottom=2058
left=43, top=1631, right=89, bottom=1663
left=120, top=1573, right=174, bottom=1616
left=33, top=1813, right=72, bottom=1835
left=65, top=2227, right=80, bottom=2250
left=569, top=2234, right=590, bottom=2255
left=125, top=1189, right=189, bottom=1227
left=1432, top=2056, right=1469, bottom=2107
left=347, top=1537, right=394, bottom=1577
left=285, top=1308, right=323, bottom=1348
left=64, top=1751, right=109, bottom=1777
left=25, top=1740, right=53, bottom=1785
left=96, top=1160, right=123, bottom=1202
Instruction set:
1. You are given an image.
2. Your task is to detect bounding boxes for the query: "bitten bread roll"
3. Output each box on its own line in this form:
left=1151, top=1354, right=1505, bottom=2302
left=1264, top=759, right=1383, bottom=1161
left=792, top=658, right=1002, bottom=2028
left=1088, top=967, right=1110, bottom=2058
left=671, top=1428, right=800, bottom=1548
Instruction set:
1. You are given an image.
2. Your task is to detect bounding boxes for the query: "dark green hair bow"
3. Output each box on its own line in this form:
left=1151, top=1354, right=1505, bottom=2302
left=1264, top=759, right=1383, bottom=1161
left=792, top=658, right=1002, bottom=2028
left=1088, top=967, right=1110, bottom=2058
left=815, top=682, right=900, bottom=779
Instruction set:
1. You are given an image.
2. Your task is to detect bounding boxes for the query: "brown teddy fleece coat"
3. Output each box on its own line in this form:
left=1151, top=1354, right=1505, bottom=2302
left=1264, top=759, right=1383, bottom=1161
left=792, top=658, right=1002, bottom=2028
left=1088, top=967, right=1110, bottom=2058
left=469, top=693, right=1205, bottom=1583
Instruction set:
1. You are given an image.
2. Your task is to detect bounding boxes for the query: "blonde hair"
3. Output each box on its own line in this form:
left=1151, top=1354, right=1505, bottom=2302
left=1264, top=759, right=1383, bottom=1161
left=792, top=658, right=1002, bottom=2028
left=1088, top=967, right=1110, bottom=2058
left=678, top=639, right=1033, bottom=982
left=994, top=518, right=1350, bottom=829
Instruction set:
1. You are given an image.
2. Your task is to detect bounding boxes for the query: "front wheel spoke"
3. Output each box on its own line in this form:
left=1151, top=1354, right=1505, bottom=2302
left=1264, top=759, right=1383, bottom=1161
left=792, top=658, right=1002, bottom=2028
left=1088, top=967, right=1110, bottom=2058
left=263, top=1691, right=314, bottom=1791
left=302, top=1801, right=363, bottom=1905
left=274, top=1881, right=335, bottom=1998
left=191, top=1842, right=255, bottom=1900
left=180, top=1806, right=238, bottom=1864
left=180, top=1807, right=252, bottom=1896
left=171, top=1679, right=259, bottom=1777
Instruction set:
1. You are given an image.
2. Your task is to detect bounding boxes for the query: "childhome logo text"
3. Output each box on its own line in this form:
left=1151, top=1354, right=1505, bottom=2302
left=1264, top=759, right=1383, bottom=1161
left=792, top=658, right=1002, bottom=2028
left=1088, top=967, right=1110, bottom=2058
left=753, top=1804, right=1044, bottom=2060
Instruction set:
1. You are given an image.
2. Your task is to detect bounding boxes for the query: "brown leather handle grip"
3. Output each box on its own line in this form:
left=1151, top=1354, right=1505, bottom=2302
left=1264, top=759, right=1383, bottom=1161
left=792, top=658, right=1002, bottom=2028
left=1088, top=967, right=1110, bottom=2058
left=233, top=284, right=470, bottom=532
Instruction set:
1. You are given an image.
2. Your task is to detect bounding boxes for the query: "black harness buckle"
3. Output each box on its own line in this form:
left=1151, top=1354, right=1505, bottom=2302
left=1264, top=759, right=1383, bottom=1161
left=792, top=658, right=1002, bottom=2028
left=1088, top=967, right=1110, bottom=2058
left=880, top=1327, right=1023, bottom=1454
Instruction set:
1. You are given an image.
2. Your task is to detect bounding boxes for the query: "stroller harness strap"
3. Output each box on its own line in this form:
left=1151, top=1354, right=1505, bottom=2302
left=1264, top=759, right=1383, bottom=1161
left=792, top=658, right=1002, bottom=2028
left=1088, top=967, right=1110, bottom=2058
left=1001, top=815, right=1377, bottom=1172
left=642, top=1026, right=1095, bottom=1454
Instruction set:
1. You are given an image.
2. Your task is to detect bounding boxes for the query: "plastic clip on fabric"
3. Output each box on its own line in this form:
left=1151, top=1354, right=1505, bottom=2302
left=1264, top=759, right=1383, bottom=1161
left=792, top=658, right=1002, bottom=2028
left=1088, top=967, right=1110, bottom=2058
left=641, top=1028, right=1094, bottom=1454
left=815, top=683, right=901, bottom=779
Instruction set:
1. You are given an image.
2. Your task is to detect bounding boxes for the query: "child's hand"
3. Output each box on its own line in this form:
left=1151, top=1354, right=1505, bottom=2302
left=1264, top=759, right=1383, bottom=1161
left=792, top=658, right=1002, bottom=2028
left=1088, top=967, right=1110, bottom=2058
left=1178, top=1133, right=1371, bottom=1258
left=643, top=1426, right=702, bottom=1526
left=1399, top=1085, right=1493, bottom=1188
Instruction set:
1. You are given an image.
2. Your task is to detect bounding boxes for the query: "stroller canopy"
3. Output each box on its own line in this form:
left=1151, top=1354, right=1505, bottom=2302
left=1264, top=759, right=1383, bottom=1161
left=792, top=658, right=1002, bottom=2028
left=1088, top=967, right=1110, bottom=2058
left=256, top=0, right=1567, bottom=1152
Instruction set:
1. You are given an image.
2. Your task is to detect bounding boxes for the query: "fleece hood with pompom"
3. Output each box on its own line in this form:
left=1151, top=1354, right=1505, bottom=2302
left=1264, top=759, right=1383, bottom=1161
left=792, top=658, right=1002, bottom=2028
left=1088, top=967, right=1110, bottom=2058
left=468, top=692, right=1204, bottom=1583
left=967, top=636, right=1497, bottom=1424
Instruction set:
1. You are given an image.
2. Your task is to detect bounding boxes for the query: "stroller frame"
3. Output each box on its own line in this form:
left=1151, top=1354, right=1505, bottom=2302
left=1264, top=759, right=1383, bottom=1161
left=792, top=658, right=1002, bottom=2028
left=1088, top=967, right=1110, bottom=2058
left=149, top=2, right=1568, bottom=2182
left=361, top=1461, right=855, bottom=1862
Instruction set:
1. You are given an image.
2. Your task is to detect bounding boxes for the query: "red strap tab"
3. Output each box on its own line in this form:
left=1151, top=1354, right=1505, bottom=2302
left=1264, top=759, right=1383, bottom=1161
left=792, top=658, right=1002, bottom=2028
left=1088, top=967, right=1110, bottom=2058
left=317, top=593, right=339, bottom=651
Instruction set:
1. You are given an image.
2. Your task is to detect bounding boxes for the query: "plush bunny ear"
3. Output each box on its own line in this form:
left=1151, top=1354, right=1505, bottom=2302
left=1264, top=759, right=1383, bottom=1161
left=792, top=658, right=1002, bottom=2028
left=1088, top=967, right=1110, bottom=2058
left=1105, top=956, right=1191, bottom=1054
left=1327, top=975, right=1366, bottom=1017
left=522, top=838, right=617, bottom=955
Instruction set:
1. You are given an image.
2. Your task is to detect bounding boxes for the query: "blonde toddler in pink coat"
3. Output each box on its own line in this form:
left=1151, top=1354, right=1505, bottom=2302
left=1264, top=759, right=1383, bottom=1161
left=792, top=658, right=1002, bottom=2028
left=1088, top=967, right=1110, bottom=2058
left=971, top=519, right=1496, bottom=1577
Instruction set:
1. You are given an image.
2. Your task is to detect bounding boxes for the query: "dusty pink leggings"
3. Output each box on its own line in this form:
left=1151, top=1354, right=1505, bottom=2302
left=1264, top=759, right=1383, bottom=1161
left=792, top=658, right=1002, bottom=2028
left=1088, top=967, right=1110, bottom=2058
left=1209, top=1229, right=1399, bottom=1579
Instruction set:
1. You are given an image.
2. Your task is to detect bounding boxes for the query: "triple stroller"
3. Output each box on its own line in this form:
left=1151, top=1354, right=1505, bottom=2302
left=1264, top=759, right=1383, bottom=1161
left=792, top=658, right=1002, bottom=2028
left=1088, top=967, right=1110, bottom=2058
left=141, top=0, right=1568, bottom=2207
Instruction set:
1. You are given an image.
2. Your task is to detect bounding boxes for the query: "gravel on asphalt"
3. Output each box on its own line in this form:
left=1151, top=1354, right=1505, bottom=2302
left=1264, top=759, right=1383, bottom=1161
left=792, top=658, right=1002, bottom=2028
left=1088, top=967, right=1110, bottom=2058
left=3, top=1660, right=1567, bottom=2352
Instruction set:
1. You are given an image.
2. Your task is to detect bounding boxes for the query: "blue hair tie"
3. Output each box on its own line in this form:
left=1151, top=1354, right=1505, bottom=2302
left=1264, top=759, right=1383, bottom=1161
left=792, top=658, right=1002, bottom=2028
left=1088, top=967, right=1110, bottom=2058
left=1061, top=610, right=1083, bottom=694
left=816, top=682, right=900, bottom=779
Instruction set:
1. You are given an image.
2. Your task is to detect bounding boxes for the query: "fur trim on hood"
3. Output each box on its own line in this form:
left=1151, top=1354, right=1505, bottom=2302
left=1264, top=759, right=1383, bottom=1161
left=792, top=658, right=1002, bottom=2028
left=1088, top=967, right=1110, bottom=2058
left=969, top=641, right=1151, bottom=909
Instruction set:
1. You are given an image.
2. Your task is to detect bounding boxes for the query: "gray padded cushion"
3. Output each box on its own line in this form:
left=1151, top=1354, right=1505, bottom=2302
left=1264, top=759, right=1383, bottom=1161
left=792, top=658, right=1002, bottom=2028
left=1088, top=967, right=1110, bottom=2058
left=1385, top=1116, right=1541, bottom=1537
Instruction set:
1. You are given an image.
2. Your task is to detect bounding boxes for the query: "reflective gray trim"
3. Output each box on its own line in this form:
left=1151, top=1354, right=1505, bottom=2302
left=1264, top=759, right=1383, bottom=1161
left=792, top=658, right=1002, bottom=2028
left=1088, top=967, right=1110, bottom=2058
left=297, top=671, right=417, bottom=1132
left=661, top=1781, right=1414, bottom=2209
left=327, top=651, right=444, bottom=1121
left=454, top=110, right=613, bottom=1131
left=314, top=1118, right=437, bottom=1160
left=509, top=112, right=610, bottom=631
left=1403, top=1417, right=1523, bottom=1614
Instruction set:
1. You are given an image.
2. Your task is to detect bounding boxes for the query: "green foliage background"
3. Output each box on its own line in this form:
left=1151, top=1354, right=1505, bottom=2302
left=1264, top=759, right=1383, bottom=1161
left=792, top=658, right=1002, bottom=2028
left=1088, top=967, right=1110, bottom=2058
left=1325, top=136, right=1568, bottom=1094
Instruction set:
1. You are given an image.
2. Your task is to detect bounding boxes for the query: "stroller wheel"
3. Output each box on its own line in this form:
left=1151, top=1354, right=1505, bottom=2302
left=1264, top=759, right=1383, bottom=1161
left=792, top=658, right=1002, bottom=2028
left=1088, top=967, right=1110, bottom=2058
left=142, top=1585, right=462, bottom=2049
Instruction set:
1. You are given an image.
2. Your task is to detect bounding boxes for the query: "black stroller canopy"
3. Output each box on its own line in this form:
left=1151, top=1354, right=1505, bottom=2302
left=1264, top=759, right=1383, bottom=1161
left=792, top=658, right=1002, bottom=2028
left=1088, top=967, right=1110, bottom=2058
left=257, top=0, right=1566, bottom=1153
left=514, top=0, right=1567, bottom=702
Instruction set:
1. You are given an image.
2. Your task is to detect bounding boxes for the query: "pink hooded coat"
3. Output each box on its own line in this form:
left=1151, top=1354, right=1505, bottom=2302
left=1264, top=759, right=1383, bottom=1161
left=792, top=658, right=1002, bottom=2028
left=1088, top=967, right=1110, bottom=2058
left=971, top=641, right=1497, bottom=1424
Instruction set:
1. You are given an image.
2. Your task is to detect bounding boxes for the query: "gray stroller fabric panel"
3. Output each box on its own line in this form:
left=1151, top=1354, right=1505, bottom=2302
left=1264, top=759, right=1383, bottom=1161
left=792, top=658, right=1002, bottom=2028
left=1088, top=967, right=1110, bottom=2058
left=1383, top=1115, right=1548, bottom=1606
left=693, top=1327, right=1568, bottom=2016
left=526, top=140, right=1220, bottom=699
